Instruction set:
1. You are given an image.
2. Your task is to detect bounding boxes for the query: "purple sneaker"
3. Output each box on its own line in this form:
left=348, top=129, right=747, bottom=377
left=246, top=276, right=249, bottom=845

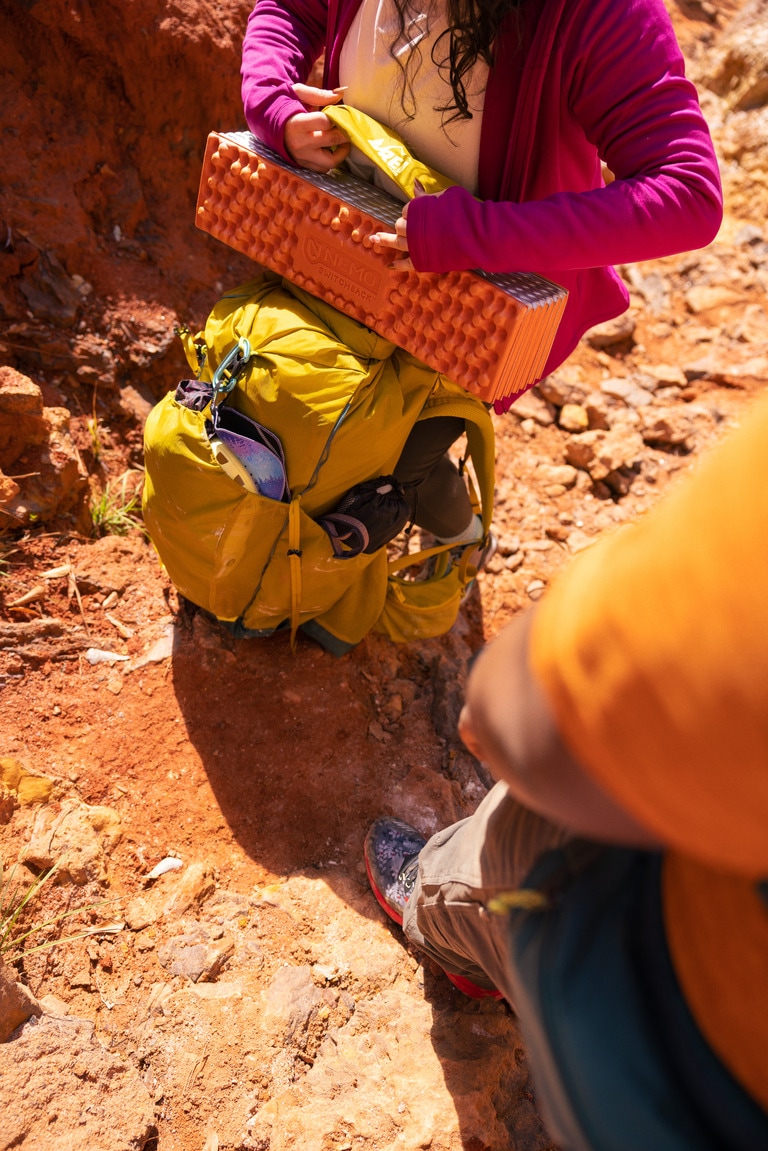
left=364, top=817, right=426, bottom=926
left=364, top=816, right=505, bottom=1002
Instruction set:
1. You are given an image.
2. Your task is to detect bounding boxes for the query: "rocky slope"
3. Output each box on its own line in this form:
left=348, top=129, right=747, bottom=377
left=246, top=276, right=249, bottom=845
left=1, top=1, right=767, bottom=1149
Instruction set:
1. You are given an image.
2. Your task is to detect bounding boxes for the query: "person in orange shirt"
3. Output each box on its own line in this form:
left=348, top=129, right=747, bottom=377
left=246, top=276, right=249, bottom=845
left=365, top=391, right=768, bottom=1149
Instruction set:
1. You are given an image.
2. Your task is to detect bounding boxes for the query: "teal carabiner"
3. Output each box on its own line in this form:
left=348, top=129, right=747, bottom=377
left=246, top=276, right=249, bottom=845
left=211, top=337, right=252, bottom=406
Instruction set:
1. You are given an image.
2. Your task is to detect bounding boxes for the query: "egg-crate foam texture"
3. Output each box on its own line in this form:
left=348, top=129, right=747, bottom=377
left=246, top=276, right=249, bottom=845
left=196, top=131, right=568, bottom=404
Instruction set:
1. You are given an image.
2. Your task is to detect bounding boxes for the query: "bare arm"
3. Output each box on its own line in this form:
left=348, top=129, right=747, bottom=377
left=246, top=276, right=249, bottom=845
left=459, top=610, right=661, bottom=848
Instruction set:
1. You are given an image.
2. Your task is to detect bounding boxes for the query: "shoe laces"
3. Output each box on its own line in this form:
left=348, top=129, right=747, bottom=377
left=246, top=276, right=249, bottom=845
left=398, top=853, right=420, bottom=895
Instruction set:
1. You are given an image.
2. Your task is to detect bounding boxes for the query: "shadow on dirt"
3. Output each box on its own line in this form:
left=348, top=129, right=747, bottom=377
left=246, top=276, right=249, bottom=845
left=421, top=964, right=557, bottom=1150
left=168, top=598, right=488, bottom=880
left=167, top=596, right=535, bottom=1148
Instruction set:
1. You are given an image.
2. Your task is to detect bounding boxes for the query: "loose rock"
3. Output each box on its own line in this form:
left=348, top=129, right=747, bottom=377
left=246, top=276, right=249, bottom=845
left=0, top=1014, right=154, bottom=1150
left=0, top=957, right=42, bottom=1042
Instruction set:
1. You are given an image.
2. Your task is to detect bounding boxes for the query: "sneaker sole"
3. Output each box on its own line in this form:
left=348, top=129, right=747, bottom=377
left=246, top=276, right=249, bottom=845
left=365, top=851, right=405, bottom=927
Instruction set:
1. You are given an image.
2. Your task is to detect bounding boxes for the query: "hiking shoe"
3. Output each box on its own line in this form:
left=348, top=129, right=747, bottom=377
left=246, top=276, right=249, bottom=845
left=445, top=971, right=504, bottom=1000
left=460, top=530, right=498, bottom=602
left=364, top=817, right=426, bottom=926
left=471, top=529, right=498, bottom=573
left=364, top=817, right=505, bottom=1002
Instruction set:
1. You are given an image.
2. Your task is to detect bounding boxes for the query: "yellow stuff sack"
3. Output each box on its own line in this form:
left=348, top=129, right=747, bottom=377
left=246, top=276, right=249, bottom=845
left=143, top=273, right=494, bottom=654
left=322, top=105, right=457, bottom=199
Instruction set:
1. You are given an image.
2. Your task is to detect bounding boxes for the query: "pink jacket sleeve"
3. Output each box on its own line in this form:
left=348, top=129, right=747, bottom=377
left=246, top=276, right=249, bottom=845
left=241, top=0, right=329, bottom=161
left=406, top=0, right=722, bottom=274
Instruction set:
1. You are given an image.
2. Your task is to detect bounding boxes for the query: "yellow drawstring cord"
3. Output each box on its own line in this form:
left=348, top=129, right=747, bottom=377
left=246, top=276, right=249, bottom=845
left=486, top=889, right=551, bottom=915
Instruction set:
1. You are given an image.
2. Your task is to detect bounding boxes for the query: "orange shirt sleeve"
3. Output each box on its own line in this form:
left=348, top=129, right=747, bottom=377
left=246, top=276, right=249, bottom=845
left=529, top=392, right=768, bottom=877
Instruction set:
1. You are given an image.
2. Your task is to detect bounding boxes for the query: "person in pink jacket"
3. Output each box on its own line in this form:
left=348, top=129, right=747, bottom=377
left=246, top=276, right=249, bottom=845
left=241, top=0, right=723, bottom=544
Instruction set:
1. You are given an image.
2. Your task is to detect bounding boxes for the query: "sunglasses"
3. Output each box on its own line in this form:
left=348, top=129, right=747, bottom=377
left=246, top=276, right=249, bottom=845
left=206, top=402, right=289, bottom=502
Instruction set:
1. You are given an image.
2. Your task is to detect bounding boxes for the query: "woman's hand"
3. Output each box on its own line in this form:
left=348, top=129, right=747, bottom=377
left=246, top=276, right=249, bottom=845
left=284, top=83, right=351, bottom=172
left=370, top=202, right=411, bottom=267
left=370, top=182, right=434, bottom=270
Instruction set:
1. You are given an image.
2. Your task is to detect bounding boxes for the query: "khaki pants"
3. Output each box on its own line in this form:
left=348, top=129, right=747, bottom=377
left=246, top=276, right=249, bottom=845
left=402, top=781, right=570, bottom=995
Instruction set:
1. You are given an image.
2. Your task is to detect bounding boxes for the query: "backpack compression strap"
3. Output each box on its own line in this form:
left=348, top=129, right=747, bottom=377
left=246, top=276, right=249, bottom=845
left=288, top=498, right=303, bottom=649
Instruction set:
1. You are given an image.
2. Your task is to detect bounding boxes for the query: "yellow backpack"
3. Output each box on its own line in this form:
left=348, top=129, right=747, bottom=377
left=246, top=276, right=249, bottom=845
left=142, top=272, right=494, bottom=654
left=144, top=109, right=495, bottom=653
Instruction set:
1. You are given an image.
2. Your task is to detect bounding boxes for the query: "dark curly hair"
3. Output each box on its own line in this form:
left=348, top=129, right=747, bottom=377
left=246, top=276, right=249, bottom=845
left=390, top=0, right=524, bottom=123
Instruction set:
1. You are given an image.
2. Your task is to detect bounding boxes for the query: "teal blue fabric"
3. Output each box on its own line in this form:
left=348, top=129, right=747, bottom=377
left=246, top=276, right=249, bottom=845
left=507, top=849, right=768, bottom=1151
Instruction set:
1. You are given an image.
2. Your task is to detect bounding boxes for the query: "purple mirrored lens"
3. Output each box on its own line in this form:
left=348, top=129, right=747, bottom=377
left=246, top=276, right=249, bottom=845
left=216, top=429, right=286, bottom=500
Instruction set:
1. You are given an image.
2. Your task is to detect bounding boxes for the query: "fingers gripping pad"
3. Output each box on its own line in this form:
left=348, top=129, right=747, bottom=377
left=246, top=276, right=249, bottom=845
left=196, top=131, right=568, bottom=404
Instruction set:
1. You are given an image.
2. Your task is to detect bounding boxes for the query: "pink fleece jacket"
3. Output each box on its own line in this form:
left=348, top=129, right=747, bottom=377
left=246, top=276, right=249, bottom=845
left=241, top=0, right=722, bottom=400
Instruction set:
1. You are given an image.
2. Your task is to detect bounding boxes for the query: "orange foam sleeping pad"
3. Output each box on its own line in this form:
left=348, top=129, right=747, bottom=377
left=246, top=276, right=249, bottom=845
left=196, top=130, right=568, bottom=405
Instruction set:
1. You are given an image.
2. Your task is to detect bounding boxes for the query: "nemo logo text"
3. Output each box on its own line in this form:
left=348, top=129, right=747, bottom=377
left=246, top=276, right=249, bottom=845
left=303, top=237, right=380, bottom=293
